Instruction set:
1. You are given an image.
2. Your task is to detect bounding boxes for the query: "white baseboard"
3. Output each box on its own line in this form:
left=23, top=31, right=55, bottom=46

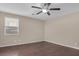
left=45, top=40, right=79, bottom=50
left=1, top=40, right=79, bottom=50
left=0, top=40, right=43, bottom=48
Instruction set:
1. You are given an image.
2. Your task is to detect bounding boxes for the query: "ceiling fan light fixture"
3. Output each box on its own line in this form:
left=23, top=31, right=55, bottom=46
left=42, top=9, right=47, bottom=13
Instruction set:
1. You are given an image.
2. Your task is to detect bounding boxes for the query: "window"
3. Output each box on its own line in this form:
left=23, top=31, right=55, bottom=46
left=4, top=16, right=19, bottom=35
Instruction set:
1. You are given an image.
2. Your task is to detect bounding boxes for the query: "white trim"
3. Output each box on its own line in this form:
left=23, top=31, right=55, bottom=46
left=45, top=40, right=79, bottom=50
left=0, top=41, right=43, bottom=48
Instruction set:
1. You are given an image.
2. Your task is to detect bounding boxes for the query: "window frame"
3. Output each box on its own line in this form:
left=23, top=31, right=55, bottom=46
left=4, top=16, right=19, bottom=35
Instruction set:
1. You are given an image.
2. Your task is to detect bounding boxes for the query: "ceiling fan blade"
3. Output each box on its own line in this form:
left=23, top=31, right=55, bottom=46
left=36, top=11, right=42, bottom=15
left=43, top=3, right=51, bottom=9
left=50, top=8, right=60, bottom=10
left=44, top=3, right=51, bottom=6
left=32, top=6, right=42, bottom=9
left=47, top=3, right=51, bottom=6
left=47, top=12, right=51, bottom=15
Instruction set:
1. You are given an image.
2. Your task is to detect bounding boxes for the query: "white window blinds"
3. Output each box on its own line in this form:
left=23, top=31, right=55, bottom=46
left=4, top=16, right=19, bottom=35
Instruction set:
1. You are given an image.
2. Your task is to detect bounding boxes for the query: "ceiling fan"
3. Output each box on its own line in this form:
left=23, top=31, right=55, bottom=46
left=32, top=3, right=60, bottom=16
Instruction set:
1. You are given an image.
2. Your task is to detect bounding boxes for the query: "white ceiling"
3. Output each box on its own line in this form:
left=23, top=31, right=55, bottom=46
left=0, top=3, right=79, bottom=20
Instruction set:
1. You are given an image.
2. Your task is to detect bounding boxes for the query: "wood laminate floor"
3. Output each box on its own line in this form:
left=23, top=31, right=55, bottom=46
left=0, top=41, right=79, bottom=56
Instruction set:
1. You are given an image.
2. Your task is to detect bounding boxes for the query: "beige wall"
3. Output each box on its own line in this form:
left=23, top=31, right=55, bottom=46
left=1, top=11, right=79, bottom=49
left=0, top=12, right=44, bottom=47
left=45, top=12, right=79, bottom=49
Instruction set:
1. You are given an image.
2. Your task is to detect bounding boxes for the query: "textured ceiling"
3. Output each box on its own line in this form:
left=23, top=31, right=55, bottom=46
left=0, top=3, right=79, bottom=20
